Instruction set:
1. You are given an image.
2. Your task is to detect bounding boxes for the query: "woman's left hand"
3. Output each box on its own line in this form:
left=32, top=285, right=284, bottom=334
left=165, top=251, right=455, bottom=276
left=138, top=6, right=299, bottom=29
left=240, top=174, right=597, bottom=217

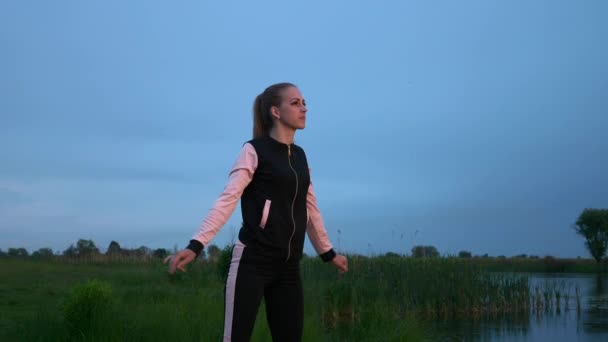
left=331, top=254, right=348, bottom=274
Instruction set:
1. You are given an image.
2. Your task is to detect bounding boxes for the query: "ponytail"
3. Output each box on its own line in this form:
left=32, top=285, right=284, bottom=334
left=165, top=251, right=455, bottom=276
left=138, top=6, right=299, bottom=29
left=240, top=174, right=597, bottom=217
left=252, top=94, right=268, bottom=139
left=251, top=82, right=296, bottom=139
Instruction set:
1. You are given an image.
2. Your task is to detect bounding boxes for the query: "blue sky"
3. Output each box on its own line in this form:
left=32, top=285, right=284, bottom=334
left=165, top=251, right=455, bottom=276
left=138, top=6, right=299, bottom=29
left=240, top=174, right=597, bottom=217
left=1, top=1, right=607, bottom=257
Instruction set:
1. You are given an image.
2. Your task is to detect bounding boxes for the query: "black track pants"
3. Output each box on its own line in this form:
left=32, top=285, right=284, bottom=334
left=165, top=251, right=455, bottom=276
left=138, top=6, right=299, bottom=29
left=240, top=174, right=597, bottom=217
left=223, top=241, right=303, bottom=342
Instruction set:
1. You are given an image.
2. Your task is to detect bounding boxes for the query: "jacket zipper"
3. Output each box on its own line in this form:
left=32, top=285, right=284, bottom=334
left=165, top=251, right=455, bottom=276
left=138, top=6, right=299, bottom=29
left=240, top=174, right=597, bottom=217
left=286, top=144, right=298, bottom=261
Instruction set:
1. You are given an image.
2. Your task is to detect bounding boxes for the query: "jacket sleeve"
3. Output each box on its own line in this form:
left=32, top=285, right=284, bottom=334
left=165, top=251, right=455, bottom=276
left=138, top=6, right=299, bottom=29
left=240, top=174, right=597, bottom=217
left=187, top=143, right=258, bottom=256
left=306, top=175, right=336, bottom=262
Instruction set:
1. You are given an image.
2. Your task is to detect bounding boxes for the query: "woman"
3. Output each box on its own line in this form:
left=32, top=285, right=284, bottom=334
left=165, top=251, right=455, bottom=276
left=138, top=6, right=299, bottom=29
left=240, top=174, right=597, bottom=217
left=167, top=82, right=348, bottom=341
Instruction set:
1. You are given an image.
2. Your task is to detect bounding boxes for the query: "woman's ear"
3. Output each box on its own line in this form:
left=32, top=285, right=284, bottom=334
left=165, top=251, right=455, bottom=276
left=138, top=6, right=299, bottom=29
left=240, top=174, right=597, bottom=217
left=271, top=106, right=280, bottom=120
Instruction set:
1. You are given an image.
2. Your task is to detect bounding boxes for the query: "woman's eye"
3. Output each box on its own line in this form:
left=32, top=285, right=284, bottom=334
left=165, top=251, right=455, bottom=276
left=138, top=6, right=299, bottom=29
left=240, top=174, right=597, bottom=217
left=291, top=100, right=306, bottom=106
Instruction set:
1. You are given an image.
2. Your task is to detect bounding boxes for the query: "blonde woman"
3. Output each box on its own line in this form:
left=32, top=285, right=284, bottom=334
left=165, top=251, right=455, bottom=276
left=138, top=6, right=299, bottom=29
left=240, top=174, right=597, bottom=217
left=167, top=82, right=347, bottom=342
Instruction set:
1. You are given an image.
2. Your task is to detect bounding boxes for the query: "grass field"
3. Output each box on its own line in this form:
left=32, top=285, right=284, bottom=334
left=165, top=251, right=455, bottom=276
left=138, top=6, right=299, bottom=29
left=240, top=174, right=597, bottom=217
left=0, top=254, right=597, bottom=341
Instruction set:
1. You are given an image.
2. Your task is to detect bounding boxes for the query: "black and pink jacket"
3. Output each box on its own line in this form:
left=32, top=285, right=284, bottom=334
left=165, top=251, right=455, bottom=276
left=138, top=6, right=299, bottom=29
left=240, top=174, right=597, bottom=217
left=187, top=135, right=336, bottom=262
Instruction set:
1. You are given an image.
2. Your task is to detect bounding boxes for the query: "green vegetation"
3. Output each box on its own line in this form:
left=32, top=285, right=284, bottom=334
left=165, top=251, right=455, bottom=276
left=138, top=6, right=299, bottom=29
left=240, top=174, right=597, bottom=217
left=2, top=252, right=586, bottom=342
left=63, top=279, right=115, bottom=337
left=1, top=237, right=603, bottom=340
left=1, top=257, right=428, bottom=341
left=465, top=255, right=606, bottom=274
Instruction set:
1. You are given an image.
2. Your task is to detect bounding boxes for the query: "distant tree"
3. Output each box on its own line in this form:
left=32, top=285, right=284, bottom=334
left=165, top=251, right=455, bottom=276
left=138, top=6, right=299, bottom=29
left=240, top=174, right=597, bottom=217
left=574, top=208, right=608, bottom=263
left=32, top=247, right=54, bottom=259
left=106, top=241, right=122, bottom=256
left=134, top=246, right=151, bottom=257
left=207, top=244, right=221, bottom=262
left=62, top=239, right=100, bottom=258
left=411, top=245, right=439, bottom=258
left=513, top=254, right=528, bottom=259
left=385, top=252, right=401, bottom=258
left=63, top=244, right=77, bottom=257
left=76, top=239, right=100, bottom=257
left=458, top=250, right=472, bottom=258
left=8, top=248, right=29, bottom=257
left=153, top=248, right=169, bottom=259
left=0, top=249, right=6, bottom=257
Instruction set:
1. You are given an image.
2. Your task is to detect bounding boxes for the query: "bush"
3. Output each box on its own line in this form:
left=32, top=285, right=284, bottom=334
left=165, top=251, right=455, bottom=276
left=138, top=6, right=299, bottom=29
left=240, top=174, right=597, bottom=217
left=411, top=245, right=439, bottom=258
left=63, top=279, right=114, bottom=335
left=458, top=251, right=472, bottom=258
left=31, top=247, right=54, bottom=259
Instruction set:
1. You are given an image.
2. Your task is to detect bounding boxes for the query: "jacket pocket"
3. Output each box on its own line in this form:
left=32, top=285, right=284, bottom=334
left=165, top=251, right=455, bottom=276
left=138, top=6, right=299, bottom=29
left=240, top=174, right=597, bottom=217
left=259, top=199, right=271, bottom=229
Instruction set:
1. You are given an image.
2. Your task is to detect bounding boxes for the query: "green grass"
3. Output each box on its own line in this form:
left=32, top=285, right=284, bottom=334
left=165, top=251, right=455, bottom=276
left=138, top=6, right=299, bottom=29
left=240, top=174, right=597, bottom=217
left=1, top=255, right=575, bottom=341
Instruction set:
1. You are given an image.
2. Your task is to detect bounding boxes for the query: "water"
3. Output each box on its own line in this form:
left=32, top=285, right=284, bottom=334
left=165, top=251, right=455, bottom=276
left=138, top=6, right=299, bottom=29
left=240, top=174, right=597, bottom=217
left=431, top=273, right=608, bottom=341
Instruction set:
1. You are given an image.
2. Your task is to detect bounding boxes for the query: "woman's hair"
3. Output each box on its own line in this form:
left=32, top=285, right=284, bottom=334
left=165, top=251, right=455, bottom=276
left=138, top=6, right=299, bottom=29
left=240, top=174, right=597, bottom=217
left=253, top=82, right=296, bottom=139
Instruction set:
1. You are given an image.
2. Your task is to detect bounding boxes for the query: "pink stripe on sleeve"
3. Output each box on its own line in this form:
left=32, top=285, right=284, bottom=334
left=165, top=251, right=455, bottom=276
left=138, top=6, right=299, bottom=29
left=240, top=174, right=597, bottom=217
left=306, top=179, right=334, bottom=255
left=191, top=143, right=258, bottom=247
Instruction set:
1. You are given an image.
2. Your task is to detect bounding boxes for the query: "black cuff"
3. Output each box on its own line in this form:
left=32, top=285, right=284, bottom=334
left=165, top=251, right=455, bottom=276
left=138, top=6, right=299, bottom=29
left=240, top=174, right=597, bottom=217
left=320, top=248, right=336, bottom=262
left=186, top=239, right=204, bottom=258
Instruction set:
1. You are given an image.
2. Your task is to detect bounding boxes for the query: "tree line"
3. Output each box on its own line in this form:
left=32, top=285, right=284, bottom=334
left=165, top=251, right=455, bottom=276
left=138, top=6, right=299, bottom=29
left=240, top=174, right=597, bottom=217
left=0, top=240, right=555, bottom=261
left=2, top=208, right=606, bottom=262
left=0, top=239, right=224, bottom=262
left=409, top=209, right=608, bottom=263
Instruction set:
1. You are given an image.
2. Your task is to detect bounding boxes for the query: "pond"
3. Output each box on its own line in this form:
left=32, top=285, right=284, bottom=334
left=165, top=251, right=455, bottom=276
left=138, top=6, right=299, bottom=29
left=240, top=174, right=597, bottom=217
left=430, top=273, right=608, bottom=341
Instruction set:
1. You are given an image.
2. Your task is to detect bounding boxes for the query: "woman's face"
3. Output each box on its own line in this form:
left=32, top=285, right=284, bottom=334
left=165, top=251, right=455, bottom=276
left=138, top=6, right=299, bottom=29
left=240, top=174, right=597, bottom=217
left=274, top=86, right=307, bottom=130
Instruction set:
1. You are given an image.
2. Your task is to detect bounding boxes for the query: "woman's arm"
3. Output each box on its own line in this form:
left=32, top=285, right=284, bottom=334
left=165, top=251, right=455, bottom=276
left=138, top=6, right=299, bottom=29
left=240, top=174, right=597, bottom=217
left=167, top=143, right=258, bottom=273
left=187, top=143, right=258, bottom=256
left=306, top=181, right=348, bottom=273
left=305, top=180, right=337, bottom=262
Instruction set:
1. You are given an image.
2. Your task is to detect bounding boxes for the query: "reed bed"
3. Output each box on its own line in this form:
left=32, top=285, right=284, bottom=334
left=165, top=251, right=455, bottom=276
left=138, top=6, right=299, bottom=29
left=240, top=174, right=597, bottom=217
left=302, top=255, right=532, bottom=325
left=529, top=279, right=582, bottom=314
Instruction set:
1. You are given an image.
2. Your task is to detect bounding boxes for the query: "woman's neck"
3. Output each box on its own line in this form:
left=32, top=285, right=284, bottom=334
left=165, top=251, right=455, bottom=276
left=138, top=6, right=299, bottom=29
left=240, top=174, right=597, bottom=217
left=269, top=126, right=295, bottom=145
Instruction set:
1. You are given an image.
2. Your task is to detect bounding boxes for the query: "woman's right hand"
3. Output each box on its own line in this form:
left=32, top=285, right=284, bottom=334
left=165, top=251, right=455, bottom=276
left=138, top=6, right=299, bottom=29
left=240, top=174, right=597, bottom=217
left=163, top=249, right=196, bottom=274
left=331, top=254, right=349, bottom=274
